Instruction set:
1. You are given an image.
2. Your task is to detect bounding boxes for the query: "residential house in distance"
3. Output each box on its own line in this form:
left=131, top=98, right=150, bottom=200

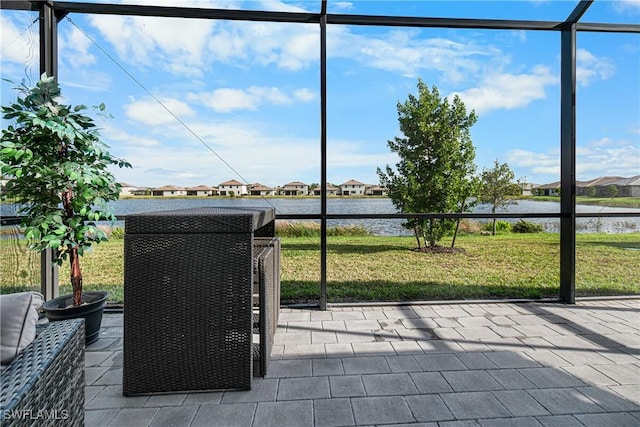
left=576, top=176, right=625, bottom=197
left=340, top=179, right=366, bottom=196
left=312, top=183, right=339, bottom=196
left=218, top=179, right=248, bottom=196
left=118, top=182, right=137, bottom=197
left=533, top=181, right=560, bottom=196
left=185, top=185, right=214, bottom=196
left=249, top=183, right=276, bottom=196
left=520, top=182, right=535, bottom=196
left=152, top=185, right=186, bottom=197
left=131, top=187, right=151, bottom=196
left=533, top=175, right=640, bottom=197
left=281, top=181, right=308, bottom=196
left=365, top=184, right=387, bottom=196
left=611, top=175, right=640, bottom=197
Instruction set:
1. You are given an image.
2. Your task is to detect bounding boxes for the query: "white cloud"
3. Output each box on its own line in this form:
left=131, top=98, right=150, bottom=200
left=188, top=86, right=313, bottom=112
left=206, top=21, right=318, bottom=71
left=612, top=0, right=640, bottom=13
left=0, top=15, right=39, bottom=70
left=331, top=2, right=355, bottom=11
left=59, top=26, right=97, bottom=68
left=576, top=48, right=615, bottom=87
left=451, top=65, right=557, bottom=114
left=87, top=13, right=214, bottom=77
left=329, top=28, right=503, bottom=82
left=293, top=88, right=317, bottom=102
left=104, top=125, right=161, bottom=147
left=507, top=139, right=640, bottom=184
left=124, top=97, right=195, bottom=125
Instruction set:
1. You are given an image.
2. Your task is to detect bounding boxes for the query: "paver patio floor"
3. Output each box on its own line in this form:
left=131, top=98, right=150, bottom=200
left=85, top=299, right=639, bottom=426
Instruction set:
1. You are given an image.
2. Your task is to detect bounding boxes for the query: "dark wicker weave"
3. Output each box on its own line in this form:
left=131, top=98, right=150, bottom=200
left=123, top=207, right=276, bottom=395
left=252, top=243, right=275, bottom=377
left=253, top=237, right=280, bottom=377
left=0, top=319, right=85, bottom=427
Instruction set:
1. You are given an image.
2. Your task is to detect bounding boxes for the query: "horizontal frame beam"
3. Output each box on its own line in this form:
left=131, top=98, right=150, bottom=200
left=2, top=1, right=639, bottom=33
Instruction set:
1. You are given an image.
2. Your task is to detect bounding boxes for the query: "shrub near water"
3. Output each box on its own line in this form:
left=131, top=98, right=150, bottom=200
left=512, top=220, right=544, bottom=233
left=275, top=220, right=370, bottom=237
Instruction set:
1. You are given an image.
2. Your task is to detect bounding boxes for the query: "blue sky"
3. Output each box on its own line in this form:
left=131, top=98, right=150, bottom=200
left=1, top=0, right=639, bottom=189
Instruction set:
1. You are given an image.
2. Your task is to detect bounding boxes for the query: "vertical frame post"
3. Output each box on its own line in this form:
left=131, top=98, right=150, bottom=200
left=39, top=1, right=60, bottom=301
left=319, top=1, right=328, bottom=310
left=559, top=25, right=577, bottom=304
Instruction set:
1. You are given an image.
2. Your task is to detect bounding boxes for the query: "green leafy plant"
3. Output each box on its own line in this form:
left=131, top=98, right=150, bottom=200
left=0, top=74, right=131, bottom=306
left=483, top=220, right=512, bottom=233
left=512, top=220, right=543, bottom=234
left=377, top=79, right=478, bottom=249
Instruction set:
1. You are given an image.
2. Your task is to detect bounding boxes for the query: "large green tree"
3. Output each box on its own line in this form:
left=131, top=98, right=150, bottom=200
left=378, top=79, right=478, bottom=248
left=478, top=160, right=522, bottom=235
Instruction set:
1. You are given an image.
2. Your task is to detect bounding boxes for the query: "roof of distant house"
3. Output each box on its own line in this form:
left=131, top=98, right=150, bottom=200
left=250, top=183, right=274, bottom=191
left=153, top=185, right=184, bottom=191
left=185, top=185, right=213, bottom=191
left=219, top=179, right=245, bottom=186
left=341, top=179, right=365, bottom=186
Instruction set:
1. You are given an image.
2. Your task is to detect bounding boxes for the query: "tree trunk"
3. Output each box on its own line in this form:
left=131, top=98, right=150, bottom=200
left=69, top=247, right=83, bottom=306
left=491, top=207, right=497, bottom=236
left=452, top=199, right=466, bottom=248
left=414, top=226, right=422, bottom=250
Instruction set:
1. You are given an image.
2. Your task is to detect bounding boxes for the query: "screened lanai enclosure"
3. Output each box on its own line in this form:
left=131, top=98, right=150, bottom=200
left=1, top=0, right=639, bottom=309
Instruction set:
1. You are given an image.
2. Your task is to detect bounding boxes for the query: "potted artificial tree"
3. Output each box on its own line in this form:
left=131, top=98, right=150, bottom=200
left=0, top=74, right=130, bottom=344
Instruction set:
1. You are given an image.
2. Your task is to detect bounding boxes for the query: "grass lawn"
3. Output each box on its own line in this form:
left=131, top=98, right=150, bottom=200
left=2, top=233, right=639, bottom=304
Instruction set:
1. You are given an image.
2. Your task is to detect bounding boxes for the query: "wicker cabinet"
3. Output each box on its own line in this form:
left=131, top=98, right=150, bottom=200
left=123, top=207, right=278, bottom=395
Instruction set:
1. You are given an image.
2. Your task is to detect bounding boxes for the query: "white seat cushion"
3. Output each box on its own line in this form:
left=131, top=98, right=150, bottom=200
left=1, top=291, right=44, bottom=364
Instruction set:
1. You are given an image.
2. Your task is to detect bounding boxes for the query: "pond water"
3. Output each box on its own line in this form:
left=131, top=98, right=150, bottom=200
left=3, top=197, right=639, bottom=235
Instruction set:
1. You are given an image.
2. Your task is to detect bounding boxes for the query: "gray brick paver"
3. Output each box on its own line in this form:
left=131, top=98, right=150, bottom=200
left=409, top=372, right=453, bottom=394
left=518, top=367, right=586, bottom=388
left=190, top=403, right=256, bottom=427
left=107, top=408, right=158, bottom=427
left=342, top=356, right=390, bottom=374
left=313, top=398, right=355, bottom=427
left=442, top=370, right=504, bottom=392
left=440, top=391, right=512, bottom=419
left=362, top=373, right=418, bottom=396
left=479, top=417, right=545, bottom=427
left=574, top=412, right=640, bottom=427
left=492, top=390, right=550, bottom=416
left=576, top=386, right=640, bottom=412
left=85, top=301, right=640, bottom=426
left=405, top=394, right=454, bottom=422
left=351, top=396, right=415, bottom=425
left=329, top=375, right=366, bottom=398
left=414, top=353, right=467, bottom=371
left=148, top=405, right=197, bottom=427
left=534, top=414, right=584, bottom=426
left=277, top=376, right=330, bottom=401
left=527, top=388, right=604, bottom=415
left=312, top=358, right=344, bottom=376
left=253, top=400, right=314, bottom=427
left=85, top=409, right=120, bottom=427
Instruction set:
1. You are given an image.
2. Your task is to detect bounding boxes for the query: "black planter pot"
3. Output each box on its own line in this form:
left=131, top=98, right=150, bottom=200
left=42, top=291, right=109, bottom=345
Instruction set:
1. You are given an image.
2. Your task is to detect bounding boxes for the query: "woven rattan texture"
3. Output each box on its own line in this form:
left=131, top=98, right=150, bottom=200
left=124, top=233, right=254, bottom=394
left=253, top=245, right=274, bottom=377
left=125, top=207, right=275, bottom=234
left=0, top=319, right=85, bottom=427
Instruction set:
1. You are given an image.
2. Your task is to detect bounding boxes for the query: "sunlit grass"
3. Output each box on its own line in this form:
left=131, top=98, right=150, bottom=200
left=2, top=233, right=638, bottom=304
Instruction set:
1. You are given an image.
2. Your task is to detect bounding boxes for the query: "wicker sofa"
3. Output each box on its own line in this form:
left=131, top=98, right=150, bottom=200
left=0, top=319, right=85, bottom=427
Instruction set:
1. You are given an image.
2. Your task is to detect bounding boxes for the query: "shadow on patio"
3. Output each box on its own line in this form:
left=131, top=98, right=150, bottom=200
left=84, top=298, right=639, bottom=426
